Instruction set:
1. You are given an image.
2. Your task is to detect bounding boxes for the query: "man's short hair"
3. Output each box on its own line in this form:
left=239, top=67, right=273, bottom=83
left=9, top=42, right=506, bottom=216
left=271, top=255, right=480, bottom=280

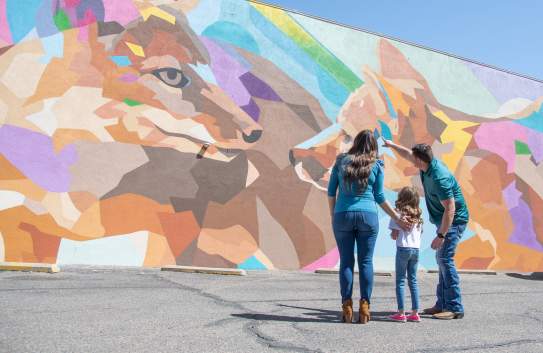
left=411, top=143, right=433, bottom=164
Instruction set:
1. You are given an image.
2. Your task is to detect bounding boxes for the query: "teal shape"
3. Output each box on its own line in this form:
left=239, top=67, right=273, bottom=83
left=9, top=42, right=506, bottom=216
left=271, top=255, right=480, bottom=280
left=203, top=21, right=260, bottom=54
left=7, top=0, right=42, bottom=43
left=110, top=56, right=132, bottom=67
left=238, top=255, right=267, bottom=270
left=379, top=120, right=392, bottom=140
left=514, top=105, right=543, bottom=133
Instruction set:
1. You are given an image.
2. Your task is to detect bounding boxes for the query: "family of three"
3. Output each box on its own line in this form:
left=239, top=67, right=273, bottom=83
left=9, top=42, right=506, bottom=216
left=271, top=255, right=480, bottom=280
left=327, top=130, right=469, bottom=324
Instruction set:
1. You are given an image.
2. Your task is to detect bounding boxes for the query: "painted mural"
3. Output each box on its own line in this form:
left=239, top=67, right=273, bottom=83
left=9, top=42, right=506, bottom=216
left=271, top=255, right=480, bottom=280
left=0, top=0, right=542, bottom=271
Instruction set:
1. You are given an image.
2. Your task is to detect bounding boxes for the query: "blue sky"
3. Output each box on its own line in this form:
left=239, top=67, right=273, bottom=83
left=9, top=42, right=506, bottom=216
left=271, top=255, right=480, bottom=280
left=264, top=0, right=543, bottom=81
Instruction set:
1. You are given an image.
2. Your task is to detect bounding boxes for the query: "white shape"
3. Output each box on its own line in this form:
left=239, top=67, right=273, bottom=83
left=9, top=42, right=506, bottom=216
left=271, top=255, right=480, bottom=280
left=56, top=231, right=149, bottom=266
left=23, top=198, right=48, bottom=215
left=59, top=192, right=81, bottom=223
left=189, top=123, right=216, bottom=143
left=0, top=190, right=25, bottom=210
left=0, top=53, right=46, bottom=98
left=245, top=160, right=259, bottom=187
left=26, top=99, right=58, bottom=136
left=52, top=87, right=116, bottom=142
left=141, top=106, right=215, bottom=143
left=482, top=98, right=534, bottom=119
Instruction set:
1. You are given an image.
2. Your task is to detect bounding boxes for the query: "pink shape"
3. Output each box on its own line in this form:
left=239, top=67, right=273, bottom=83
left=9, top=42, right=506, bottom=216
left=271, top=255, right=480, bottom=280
left=302, top=248, right=339, bottom=271
left=78, top=8, right=96, bottom=26
left=119, top=73, right=139, bottom=83
left=103, top=0, right=140, bottom=26
left=77, top=25, right=89, bottom=42
left=64, top=0, right=81, bottom=8
left=0, top=0, right=12, bottom=44
left=473, top=121, right=527, bottom=173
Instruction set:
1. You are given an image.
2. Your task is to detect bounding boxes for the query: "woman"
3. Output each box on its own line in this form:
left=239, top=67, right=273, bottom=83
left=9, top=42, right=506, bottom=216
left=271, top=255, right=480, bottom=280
left=328, top=130, right=409, bottom=324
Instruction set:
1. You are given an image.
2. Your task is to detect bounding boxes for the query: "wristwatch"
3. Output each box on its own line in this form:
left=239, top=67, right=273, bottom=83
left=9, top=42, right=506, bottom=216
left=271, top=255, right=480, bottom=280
left=437, top=232, right=445, bottom=239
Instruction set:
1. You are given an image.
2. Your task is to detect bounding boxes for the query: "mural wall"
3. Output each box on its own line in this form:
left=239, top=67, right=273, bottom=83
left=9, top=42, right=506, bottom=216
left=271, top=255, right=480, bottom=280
left=0, top=0, right=542, bottom=271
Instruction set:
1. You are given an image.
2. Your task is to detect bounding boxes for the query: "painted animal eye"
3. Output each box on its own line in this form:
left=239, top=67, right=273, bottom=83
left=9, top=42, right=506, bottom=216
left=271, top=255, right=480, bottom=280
left=152, top=68, right=191, bottom=88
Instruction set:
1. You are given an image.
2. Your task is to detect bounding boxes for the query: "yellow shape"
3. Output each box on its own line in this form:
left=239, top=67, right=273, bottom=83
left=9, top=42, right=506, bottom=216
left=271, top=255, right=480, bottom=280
left=378, top=76, right=410, bottom=116
left=433, top=110, right=479, bottom=172
left=140, top=7, right=176, bottom=24
left=125, top=42, right=145, bottom=57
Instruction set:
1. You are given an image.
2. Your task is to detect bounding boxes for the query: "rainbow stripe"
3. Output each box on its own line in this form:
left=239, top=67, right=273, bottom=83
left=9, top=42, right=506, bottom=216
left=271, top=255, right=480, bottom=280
left=251, top=3, right=363, bottom=92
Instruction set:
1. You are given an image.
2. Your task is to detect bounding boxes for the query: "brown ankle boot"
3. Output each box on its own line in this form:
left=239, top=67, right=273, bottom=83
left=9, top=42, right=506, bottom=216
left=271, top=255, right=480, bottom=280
left=358, top=299, right=370, bottom=324
left=341, top=299, right=353, bottom=323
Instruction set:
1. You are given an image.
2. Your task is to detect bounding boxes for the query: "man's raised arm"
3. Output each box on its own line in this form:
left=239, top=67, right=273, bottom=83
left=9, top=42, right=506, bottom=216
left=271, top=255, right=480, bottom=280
left=383, top=139, right=416, bottom=164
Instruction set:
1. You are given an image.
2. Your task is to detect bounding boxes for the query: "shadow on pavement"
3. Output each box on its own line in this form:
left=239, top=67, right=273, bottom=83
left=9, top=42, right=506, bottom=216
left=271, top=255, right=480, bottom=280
left=231, top=304, right=398, bottom=323
left=506, top=272, right=543, bottom=281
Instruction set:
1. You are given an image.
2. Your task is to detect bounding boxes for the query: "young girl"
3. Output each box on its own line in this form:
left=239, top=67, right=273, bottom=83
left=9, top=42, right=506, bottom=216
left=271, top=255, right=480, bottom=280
left=388, top=186, right=424, bottom=323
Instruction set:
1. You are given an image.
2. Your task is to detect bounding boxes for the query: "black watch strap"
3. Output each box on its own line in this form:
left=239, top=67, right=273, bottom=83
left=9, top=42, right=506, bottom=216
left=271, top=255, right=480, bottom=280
left=437, top=232, right=445, bottom=239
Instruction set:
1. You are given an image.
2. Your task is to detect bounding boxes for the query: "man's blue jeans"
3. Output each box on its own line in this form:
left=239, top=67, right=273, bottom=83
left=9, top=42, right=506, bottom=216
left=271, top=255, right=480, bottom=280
left=333, top=211, right=378, bottom=303
left=395, top=247, right=420, bottom=311
left=435, top=223, right=466, bottom=313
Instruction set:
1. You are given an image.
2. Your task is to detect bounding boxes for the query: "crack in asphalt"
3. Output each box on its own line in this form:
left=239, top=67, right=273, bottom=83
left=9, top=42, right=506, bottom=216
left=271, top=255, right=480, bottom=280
left=154, top=273, right=321, bottom=352
left=243, top=321, right=323, bottom=353
left=412, top=338, right=543, bottom=352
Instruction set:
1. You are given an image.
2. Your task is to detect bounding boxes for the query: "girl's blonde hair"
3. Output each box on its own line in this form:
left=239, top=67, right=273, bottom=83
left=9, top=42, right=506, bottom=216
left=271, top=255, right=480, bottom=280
left=395, top=186, right=423, bottom=226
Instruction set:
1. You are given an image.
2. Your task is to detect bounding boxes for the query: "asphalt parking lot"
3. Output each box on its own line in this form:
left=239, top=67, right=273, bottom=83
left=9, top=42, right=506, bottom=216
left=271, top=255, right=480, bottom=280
left=1, top=267, right=542, bottom=353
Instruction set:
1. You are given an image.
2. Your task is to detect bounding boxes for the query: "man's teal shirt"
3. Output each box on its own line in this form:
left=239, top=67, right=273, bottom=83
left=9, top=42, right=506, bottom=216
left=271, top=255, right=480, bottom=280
left=421, top=159, right=469, bottom=226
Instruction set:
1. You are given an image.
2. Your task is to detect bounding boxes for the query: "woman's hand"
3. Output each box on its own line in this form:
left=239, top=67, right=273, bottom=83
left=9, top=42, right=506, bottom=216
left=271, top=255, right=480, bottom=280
left=391, top=230, right=399, bottom=240
left=395, top=215, right=413, bottom=231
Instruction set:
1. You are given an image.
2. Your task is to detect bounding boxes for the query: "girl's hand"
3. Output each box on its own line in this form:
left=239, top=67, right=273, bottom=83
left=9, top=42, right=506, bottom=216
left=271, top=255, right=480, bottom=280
left=391, top=230, right=399, bottom=240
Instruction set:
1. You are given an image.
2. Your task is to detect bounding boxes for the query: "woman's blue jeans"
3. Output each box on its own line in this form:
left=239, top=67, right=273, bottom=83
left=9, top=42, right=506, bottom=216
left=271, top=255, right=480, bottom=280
left=332, top=211, right=378, bottom=303
left=395, top=247, right=420, bottom=311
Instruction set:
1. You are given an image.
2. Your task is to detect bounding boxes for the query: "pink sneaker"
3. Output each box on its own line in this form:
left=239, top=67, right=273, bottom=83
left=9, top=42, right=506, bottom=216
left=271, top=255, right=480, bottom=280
left=407, top=313, right=421, bottom=322
left=388, top=313, right=407, bottom=322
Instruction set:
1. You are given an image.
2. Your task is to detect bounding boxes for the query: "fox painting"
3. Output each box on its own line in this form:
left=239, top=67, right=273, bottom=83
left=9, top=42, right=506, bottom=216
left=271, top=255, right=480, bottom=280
left=0, top=0, right=542, bottom=271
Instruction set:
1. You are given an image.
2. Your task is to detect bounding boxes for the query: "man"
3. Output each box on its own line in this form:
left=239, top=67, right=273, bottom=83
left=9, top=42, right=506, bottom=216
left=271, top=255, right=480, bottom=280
left=383, top=140, right=469, bottom=320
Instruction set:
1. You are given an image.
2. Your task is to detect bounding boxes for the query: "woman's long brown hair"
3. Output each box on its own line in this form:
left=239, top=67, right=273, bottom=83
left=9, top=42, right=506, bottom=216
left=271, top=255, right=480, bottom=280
left=395, top=186, right=423, bottom=226
left=343, top=130, right=378, bottom=192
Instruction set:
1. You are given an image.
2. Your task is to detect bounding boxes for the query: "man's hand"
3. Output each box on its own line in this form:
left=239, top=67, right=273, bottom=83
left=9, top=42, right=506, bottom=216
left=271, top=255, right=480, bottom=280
left=382, top=139, right=394, bottom=148
left=431, top=236, right=445, bottom=250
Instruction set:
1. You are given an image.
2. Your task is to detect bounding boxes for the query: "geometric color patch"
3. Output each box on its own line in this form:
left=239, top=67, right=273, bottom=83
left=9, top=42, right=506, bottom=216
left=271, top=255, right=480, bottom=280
left=515, top=140, right=531, bottom=155
left=140, top=7, right=176, bottom=24
left=237, top=255, right=267, bottom=270
left=125, top=42, right=145, bottom=57
left=56, top=231, right=149, bottom=266
left=123, top=98, right=142, bottom=106
left=110, top=56, right=132, bottom=67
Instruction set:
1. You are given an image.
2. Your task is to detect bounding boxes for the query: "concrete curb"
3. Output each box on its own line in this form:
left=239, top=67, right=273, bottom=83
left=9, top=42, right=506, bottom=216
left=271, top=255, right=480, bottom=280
left=427, top=269, right=498, bottom=275
left=315, top=268, right=392, bottom=276
left=161, top=265, right=247, bottom=276
left=0, top=262, right=60, bottom=273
